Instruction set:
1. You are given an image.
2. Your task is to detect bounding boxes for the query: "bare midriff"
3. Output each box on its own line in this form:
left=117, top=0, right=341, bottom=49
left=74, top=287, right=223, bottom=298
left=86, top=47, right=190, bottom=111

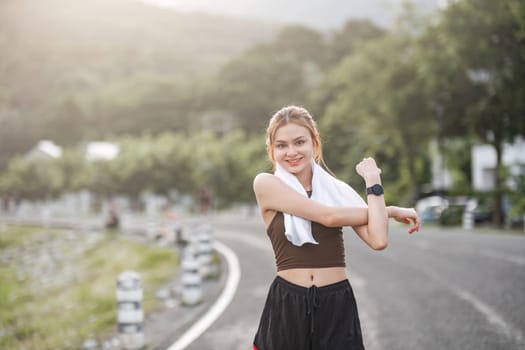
left=277, top=266, right=348, bottom=288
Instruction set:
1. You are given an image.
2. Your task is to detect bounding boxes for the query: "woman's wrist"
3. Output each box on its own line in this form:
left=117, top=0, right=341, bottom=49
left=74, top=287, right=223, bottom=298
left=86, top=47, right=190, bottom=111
left=386, top=206, right=398, bottom=218
left=364, top=173, right=382, bottom=187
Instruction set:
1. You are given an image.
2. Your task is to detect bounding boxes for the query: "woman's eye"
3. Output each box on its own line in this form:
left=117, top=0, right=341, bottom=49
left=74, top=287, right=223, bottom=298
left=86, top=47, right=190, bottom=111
left=276, top=144, right=286, bottom=149
left=296, top=140, right=305, bottom=145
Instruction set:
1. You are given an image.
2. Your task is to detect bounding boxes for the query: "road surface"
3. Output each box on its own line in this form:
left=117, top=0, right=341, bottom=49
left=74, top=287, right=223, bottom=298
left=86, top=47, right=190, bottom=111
left=174, top=217, right=525, bottom=350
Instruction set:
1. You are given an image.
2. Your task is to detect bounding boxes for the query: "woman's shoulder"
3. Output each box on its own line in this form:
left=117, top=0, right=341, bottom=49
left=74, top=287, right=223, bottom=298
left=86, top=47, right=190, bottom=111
left=253, top=172, right=275, bottom=188
left=253, top=172, right=286, bottom=193
left=254, top=172, right=274, bottom=181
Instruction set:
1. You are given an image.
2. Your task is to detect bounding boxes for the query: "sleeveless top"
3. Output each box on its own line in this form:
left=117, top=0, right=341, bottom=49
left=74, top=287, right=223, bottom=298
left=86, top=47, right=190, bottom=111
left=266, top=211, right=346, bottom=271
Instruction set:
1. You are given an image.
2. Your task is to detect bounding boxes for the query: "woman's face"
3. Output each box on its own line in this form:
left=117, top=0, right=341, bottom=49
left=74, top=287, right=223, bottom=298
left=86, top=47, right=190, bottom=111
left=272, top=122, right=315, bottom=175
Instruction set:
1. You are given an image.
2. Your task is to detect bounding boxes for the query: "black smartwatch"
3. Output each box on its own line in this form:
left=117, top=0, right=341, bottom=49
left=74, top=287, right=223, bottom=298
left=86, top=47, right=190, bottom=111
left=366, top=184, right=384, bottom=196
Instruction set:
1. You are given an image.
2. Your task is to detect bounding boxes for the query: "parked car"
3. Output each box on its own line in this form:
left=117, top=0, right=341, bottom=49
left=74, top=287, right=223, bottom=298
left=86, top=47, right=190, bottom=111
left=416, top=196, right=448, bottom=224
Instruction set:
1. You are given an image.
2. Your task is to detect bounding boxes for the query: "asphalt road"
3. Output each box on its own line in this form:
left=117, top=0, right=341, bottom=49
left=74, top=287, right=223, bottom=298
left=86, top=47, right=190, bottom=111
left=183, top=217, right=525, bottom=350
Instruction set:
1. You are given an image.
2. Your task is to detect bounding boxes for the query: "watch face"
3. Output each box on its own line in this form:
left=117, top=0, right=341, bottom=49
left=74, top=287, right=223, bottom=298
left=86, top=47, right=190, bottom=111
left=368, top=184, right=384, bottom=195
left=374, top=184, right=384, bottom=195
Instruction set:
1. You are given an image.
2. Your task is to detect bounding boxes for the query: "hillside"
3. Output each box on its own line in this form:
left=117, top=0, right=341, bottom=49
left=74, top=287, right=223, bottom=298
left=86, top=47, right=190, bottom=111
left=0, top=0, right=279, bottom=111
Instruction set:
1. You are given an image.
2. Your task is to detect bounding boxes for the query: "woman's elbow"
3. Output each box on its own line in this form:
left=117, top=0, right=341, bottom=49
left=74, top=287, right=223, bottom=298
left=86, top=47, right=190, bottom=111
left=371, top=239, right=388, bottom=251
left=370, top=229, right=389, bottom=250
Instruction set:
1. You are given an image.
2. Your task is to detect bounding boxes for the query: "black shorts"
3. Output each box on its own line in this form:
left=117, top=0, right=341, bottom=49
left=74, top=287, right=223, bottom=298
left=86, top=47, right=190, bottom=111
left=253, top=276, right=364, bottom=350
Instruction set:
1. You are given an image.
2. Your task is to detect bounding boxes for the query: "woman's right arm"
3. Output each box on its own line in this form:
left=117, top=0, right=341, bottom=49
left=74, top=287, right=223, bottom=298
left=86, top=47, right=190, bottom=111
left=253, top=173, right=420, bottom=237
left=253, top=173, right=370, bottom=228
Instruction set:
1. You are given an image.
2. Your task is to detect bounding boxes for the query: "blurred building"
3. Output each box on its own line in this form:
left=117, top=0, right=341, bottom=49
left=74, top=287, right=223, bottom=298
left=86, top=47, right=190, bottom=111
left=430, top=136, right=525, bottom=193
left=24, top=140, right=120, bottom=162
left=472, top=136, right=525, bottom=192
left=85, top=141, right=120, bottom=161
left=24, top=140, right=63, bottom=160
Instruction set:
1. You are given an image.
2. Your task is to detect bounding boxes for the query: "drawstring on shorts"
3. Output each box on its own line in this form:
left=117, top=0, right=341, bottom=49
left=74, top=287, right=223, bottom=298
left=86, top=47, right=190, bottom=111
left=306, top=285, right=320, bottom=335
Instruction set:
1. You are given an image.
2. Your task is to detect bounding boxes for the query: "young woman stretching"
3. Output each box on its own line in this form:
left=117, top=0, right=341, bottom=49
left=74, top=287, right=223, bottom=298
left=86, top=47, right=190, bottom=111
left=252, top=106, right=420, bottom=350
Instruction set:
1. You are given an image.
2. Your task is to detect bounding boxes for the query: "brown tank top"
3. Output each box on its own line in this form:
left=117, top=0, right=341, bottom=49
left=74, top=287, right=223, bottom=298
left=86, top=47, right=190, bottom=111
left=266, top=211, right=346, bottom=271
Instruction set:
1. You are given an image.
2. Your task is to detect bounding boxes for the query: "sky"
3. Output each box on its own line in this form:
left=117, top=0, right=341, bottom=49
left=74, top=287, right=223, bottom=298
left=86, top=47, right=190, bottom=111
left=140, top=0, right=444, bottom=30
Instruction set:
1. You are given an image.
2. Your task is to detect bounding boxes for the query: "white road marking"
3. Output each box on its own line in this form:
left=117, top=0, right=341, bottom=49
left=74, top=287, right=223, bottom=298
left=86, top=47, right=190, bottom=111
left=418, top=266, right=525, bottom=347
left=167, top=241, right=241, bottom=350
left=450, top=286, right=525, bottom=346
left=373, top=250, right=525, bottom=347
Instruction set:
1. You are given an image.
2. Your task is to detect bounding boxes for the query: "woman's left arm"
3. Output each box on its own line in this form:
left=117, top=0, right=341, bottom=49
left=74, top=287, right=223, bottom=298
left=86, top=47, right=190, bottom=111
left=353, top=158, right=420, bottom=250
left=354, top=158, right=389, bottom=250
left=353, top=206, right=420, bottom=250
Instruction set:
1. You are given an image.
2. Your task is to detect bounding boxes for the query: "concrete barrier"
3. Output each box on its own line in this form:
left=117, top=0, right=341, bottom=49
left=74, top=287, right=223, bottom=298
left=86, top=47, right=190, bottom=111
left=116, top=271, right=144, bottom=349
left=180, top=245, right=203, bottom=306
left=196, top=224, right=214, bottom=278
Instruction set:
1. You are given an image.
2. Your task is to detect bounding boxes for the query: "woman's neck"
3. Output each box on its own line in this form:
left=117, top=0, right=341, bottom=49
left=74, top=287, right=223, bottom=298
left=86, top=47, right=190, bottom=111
left=295, top=169, right=313, bottom=191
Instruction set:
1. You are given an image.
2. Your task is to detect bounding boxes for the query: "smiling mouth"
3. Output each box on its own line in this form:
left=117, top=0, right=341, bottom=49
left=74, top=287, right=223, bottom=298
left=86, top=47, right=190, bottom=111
left=286, top=157, right=303, bottom=165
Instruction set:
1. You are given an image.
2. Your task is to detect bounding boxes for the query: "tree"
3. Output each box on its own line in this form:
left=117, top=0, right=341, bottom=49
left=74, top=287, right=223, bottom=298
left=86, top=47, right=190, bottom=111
left=206, top=44, right=308, bottom=133
left=417, top=0, right=525, bottom=225
left=0, top=156, right=64, bottom=201
left=312, top=33, right=435, bottom=205
left=328, top=19, right=386, bottom=65
left=272, top=25, right=328, bottom=67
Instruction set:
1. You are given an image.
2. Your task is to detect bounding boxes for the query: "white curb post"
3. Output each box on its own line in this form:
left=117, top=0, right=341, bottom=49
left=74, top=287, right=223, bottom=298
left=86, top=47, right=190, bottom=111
left=180, top=244, right=203, bottom=306
left=197, top=224, right=214, bottom=278
left=116, top=271, right=144, bottom=349
left=462, top=210, right=474, bottom=230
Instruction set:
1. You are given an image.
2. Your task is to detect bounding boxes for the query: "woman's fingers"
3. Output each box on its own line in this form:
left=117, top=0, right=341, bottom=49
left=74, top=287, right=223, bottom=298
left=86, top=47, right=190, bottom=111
left=408, top=215, right=420, bottom=234
left=397, top=209, right=420, bottom=234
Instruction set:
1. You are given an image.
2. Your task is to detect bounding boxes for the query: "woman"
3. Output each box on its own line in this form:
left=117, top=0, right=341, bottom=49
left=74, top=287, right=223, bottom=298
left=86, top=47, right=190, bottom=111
left=252, top=106, right=420, bottom=350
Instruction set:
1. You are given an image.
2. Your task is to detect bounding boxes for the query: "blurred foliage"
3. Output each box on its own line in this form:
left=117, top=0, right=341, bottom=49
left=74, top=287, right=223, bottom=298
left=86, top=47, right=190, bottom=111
left=0, top=130, right=269, bottom=208
left=438, top=204, right=465, bottom=226
left=440, top=139, right=474, bottom=196
left=416, top=0, right=525, bottom=223
left=0, top=0, right=524, bottom=218
left=508, top=171, right=525, bottom=218
left=311, top=33, right=434, bottom=205
left=0, top=157, right=64, bottom=200
left=327, top=18, right=387, bottom=65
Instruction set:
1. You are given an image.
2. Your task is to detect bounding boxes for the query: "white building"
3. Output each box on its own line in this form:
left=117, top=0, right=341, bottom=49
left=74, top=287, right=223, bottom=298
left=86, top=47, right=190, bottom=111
left=472, top=137, right=525, bottom=191
left=24, top=140, right=63, bottom=160
left=85, top=141, right=120, bottom=161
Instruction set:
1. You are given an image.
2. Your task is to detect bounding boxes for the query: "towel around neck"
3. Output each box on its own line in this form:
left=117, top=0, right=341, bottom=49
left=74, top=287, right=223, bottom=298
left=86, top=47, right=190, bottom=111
left=274, top=160, right=367, bottom=246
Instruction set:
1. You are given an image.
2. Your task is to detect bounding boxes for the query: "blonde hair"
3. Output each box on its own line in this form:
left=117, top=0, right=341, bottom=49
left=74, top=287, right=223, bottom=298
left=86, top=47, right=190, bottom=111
left=266, top=105, right=331, bottom=172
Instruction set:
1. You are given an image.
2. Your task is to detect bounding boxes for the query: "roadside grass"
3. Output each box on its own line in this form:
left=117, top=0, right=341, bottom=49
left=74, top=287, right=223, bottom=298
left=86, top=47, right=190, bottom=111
left=0, top=224, right=178, bottom=350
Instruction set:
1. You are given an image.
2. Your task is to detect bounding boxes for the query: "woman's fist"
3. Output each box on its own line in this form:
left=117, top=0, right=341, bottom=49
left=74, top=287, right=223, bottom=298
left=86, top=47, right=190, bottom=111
left=356, top=157, right=382, bottom=180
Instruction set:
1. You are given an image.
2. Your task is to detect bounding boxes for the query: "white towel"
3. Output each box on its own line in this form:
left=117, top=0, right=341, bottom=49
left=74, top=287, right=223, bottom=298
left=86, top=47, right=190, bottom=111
left=274, top=160, right=367, bottom=246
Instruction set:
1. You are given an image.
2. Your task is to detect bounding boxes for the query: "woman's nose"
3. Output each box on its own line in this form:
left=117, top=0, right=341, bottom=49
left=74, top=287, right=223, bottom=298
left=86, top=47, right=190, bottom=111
left=286, top=145, right=297, bottom=155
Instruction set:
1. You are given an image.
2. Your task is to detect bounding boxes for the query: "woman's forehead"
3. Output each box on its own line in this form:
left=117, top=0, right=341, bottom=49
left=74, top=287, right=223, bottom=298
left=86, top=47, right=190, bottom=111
left=274, top=123, right=310, bottom=141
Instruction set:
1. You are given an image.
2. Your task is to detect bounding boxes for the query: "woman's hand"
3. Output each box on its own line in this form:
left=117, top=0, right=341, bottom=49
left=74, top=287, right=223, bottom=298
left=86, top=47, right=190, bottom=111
left=388, top=206, right=420, bottom=234
left=355, top=157, right=382, bottom=181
